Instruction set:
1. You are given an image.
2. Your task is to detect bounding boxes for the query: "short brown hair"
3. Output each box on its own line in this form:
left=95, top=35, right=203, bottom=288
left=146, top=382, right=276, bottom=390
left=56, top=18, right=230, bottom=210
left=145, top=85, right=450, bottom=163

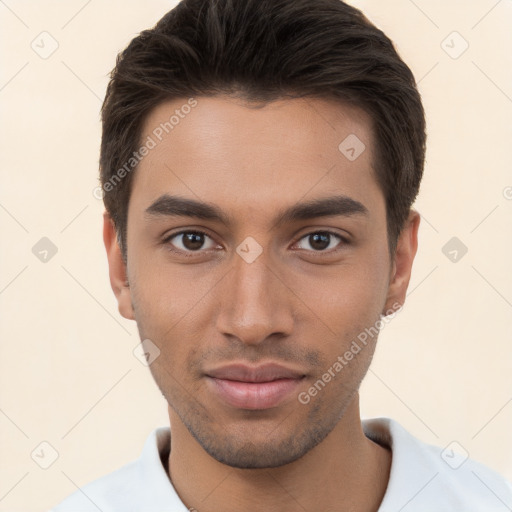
left=100, top=0, right=426, bottom=260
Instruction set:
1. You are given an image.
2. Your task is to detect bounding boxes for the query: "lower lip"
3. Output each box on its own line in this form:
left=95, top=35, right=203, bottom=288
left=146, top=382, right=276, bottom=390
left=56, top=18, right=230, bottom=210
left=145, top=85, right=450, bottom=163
left=206, top=377, right=303, bottom=410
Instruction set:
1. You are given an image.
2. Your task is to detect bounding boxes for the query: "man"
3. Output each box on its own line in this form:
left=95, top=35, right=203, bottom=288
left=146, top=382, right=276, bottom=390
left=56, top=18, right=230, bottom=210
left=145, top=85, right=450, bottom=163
left=52, top=0, right=512, bottom=510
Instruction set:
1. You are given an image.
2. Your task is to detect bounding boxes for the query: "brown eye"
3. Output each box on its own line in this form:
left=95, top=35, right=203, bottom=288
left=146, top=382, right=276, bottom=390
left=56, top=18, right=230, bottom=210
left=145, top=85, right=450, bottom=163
left=182, top=232, right=205, bottom=250
left=295, top=231, right=345, bottom=252
left=165, top=231, right=217, bottom=253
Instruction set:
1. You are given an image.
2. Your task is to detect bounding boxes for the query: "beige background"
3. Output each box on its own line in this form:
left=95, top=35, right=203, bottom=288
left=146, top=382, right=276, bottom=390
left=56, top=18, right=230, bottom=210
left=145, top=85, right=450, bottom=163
left=1, top=0, right=511, bottom=510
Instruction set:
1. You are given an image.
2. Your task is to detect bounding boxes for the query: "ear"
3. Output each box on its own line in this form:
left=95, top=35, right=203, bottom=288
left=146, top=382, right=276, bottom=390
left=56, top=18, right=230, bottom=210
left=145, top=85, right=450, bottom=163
left=383, top=209, right=420, bottom=315
left=103, top=212, right=135, bottom=320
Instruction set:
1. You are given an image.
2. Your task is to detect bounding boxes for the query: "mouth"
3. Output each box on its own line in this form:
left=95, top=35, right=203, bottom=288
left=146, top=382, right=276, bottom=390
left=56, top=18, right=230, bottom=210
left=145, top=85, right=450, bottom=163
left=205, top=363, right=306, bottom=410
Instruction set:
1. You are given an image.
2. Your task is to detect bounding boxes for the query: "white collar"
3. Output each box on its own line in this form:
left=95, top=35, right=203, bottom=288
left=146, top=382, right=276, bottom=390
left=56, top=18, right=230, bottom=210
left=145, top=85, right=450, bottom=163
left=52, top=417, right=512, bottom=511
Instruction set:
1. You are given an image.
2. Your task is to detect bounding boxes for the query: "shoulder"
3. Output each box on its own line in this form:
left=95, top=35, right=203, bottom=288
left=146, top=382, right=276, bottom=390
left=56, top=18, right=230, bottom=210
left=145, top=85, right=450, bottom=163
left=49, top=459, right=140, bottom=512
left=49, top=427, right=182, bottom=512
left=363, top=417, right=512, bottom=512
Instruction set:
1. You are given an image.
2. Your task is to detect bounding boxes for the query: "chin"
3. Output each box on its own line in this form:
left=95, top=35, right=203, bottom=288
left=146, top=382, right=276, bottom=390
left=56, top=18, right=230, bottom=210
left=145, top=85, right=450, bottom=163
left=185, top=416, right=332, bottom=469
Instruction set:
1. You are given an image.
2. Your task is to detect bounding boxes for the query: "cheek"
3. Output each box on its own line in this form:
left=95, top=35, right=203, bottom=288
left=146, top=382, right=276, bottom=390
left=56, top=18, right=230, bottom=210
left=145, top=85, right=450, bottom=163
left=299, top=265, right=387, bottom=403
left=295, top=255, right=389, bottom=340
left=128, top=258, right=218, bottom=380
left=128, top=251, right=211, bottom=329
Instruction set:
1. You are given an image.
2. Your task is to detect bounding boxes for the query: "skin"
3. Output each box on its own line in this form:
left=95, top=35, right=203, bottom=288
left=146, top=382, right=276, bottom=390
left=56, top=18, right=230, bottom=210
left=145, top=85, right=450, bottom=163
left=104, top=95, right=420, bottom=512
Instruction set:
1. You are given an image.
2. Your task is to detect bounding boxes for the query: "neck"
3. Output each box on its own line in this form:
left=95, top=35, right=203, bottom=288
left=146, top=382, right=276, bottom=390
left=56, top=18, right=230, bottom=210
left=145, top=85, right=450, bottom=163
left=167, top=395, right=391, bottom=512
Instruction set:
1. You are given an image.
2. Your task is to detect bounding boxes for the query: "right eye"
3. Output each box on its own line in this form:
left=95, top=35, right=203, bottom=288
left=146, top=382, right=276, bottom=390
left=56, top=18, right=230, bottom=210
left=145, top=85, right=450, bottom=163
left=163, top=230, right=221, bottom=255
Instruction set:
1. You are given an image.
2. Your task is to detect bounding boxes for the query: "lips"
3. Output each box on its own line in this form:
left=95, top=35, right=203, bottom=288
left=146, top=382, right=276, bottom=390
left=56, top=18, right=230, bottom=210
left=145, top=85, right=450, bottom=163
left=205, top=363, right=306, bottom=410
left=207, top=363, right=305, bottom=382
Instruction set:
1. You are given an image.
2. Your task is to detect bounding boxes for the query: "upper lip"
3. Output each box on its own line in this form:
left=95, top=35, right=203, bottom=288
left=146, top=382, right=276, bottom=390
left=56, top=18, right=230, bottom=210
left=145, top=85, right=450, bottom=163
left=206, top=363, right=306, bottom=383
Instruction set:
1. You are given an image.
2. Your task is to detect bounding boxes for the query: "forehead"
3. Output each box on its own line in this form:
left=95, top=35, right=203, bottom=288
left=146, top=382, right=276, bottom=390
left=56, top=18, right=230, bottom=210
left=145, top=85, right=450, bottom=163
left=129, top=95, right=382, bottom=224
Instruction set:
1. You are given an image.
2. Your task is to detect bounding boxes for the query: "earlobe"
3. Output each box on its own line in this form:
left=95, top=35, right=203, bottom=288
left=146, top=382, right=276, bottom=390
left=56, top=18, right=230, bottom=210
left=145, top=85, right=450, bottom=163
left=383, top=210, right=421, bottom=315
left=103, top=212, right=135, bottom=320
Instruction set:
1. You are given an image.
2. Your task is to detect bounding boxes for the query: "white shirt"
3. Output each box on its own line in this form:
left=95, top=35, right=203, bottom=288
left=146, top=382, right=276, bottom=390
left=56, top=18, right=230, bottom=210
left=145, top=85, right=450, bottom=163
left=50, top=417, right=512, bottom=511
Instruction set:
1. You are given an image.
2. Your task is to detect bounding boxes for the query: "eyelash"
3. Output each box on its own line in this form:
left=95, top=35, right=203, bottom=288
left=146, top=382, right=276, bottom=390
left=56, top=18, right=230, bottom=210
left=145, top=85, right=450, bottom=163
left=162, top=229, right=349, bottom=257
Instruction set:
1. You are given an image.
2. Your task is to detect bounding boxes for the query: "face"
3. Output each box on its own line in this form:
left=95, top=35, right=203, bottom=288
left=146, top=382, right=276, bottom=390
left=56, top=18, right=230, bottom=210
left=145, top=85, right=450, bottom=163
left=105, top=95, right=418, bottom=469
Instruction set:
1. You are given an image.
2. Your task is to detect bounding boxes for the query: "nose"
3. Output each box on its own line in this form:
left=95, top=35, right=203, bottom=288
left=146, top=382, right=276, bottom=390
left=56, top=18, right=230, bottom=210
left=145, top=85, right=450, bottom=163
left=215, top=250, right=294, bottom=346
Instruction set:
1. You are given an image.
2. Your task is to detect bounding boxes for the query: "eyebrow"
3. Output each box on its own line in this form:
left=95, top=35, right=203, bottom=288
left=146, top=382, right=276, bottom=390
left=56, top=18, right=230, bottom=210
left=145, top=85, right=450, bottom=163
left=144, top=194, right=368, bottom=227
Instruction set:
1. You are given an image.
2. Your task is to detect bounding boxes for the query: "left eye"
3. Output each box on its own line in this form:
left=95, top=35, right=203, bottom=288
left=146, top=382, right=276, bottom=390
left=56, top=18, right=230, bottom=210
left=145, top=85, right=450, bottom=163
left=295, top=232, right=345, bottom=252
